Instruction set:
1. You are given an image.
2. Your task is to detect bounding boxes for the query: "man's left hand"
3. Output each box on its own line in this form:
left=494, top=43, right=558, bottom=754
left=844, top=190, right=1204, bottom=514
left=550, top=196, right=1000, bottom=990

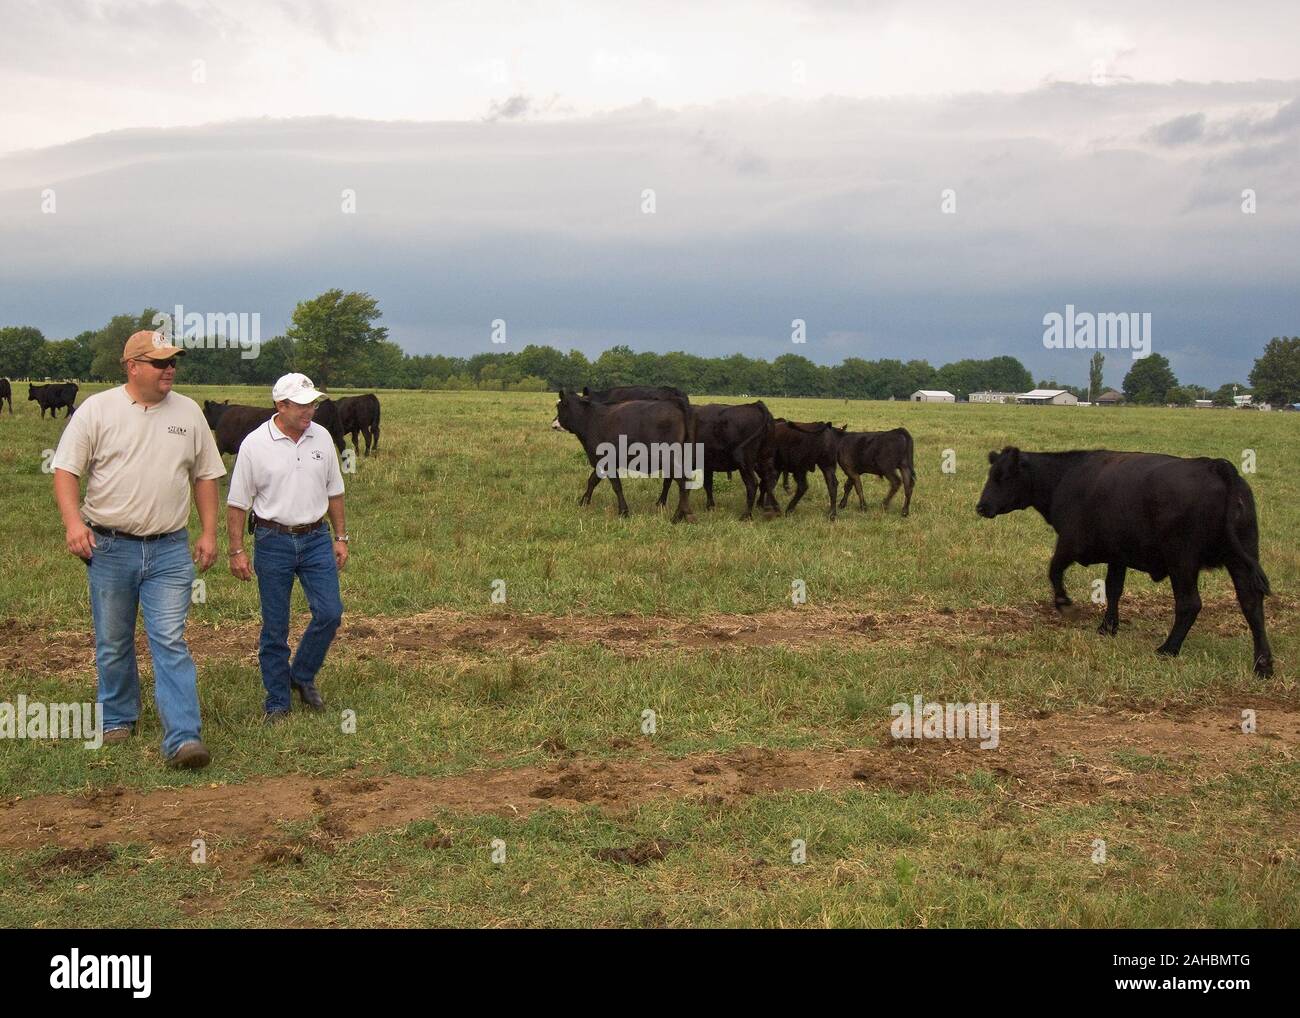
left=194, top=532, right=218, bottom=572
left=334, top=540, right=349, bottom=571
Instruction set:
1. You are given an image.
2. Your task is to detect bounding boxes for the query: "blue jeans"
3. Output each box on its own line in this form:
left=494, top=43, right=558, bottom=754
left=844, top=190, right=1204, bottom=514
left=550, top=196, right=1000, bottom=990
left=253, top=525, right=343, bottom=713
left=86, top=528, right=202, bottom=758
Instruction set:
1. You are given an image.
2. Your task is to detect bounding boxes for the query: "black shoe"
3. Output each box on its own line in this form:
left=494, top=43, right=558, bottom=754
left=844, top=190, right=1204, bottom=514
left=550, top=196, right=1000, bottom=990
left=263, top=710, right=291, bottom=726
left=293, top=682, right=325, bottom=711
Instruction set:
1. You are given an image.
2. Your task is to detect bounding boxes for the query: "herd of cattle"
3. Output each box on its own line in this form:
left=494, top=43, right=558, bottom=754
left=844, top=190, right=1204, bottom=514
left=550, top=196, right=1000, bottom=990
left=0, top=380, right=81, bottom=418
left=551, top=384, right=1275, bottom=678
left=2, top=377, right=1278, bottom=676
left=551, top=384, right=917, bottom=522
left=201, top=393, right=382, bottom=458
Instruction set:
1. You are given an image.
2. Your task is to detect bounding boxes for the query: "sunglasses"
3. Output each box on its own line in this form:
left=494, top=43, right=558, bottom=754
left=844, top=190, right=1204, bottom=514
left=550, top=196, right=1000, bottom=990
left=134, top=357, right=178, bottom=369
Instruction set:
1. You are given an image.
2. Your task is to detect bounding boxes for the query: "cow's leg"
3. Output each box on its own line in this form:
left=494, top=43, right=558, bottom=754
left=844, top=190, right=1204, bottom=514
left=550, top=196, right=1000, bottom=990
left=838, top=467, right=856, bottom=509
left=371, top=421, right=380, bottom=452
left=821, top=465, right=838, bottom=520
left=671, top=476, right=695, bottom=523
left=781, top=471, right=790, bottom=492
left=900, top=467, right=914, bottom=517
left=881, top=470, right=902, bottom=510
left=785, top=471, right=810, bottom=513
left=853, top=472, right=868, bottom=509
left=1048, top=542, right=1074, bottom=610
left=656, top=477, right=672, bottom=508
left=608, top=476, right=630, bottom=517
left=703, top=469, right=717, bottom=509
left=1098, top=563, right=1126, bottom=635
left=579, top=469, right=601, bottom=505
left=737, top=465, right=758, bottom=519
left=1156, top=566, right=1202, bottom=658
left=1227, top=560, right=1273, bottom=676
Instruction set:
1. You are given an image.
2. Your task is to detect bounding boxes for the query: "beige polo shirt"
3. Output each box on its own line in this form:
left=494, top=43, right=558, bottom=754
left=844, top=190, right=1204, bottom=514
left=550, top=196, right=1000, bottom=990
left=52, top=386, right=226, bottom=534
left=226, top=416, right=345, bottom=526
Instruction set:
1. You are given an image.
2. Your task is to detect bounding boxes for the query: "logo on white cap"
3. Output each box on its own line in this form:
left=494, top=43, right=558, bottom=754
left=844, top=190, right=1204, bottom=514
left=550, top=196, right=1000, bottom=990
left=152, top=333, right=167, bottom=348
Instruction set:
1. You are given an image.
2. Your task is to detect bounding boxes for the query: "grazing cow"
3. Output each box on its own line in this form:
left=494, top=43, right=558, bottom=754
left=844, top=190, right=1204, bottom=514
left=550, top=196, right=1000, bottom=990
left=764, top=419, right=842, bottom=518
left=684, top=401, right=779, bottom=518
left=28, top=382, right=78, bottom=418
left=336, top=393, right=382, bottom=456
left=836, top=427, right=916, bottom=515
left=553, top=390, right=696, bottom=522
left=0, top=378, right=11, bottom=414
left=976, top=447, right=1273, bottom=676
left=212, top=399, right=346, bottom=456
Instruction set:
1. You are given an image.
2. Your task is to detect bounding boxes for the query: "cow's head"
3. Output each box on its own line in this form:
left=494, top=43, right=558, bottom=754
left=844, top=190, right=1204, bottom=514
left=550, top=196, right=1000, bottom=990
left=977, top=447, right=1032, bottom=518
left=553, top=389, right=584, bottom=432
left=27, top=385, right=36, bottom=399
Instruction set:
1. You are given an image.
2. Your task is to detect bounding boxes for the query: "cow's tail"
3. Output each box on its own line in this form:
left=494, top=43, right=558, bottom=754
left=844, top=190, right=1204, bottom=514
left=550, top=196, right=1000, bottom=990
left=1213, top=459, right=1270, bottom=595
left=900, top=427, right=916, bottom=486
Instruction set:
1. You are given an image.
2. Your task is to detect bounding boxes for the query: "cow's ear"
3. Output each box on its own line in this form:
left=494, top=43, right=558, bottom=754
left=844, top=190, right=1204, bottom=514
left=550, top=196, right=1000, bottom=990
left=1003, top=446, right=1022, bottom=469
left=987, top=450, right=999, bottom=465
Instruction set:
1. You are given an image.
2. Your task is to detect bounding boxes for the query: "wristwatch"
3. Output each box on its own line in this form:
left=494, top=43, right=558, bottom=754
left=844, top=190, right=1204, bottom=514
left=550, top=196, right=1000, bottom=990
left=334, top=533, right=350, bottom=543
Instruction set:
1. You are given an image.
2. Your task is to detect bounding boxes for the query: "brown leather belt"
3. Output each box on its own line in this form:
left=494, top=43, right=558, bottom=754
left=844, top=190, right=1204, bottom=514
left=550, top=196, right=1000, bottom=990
left=255, top=518, right=327, bottom=535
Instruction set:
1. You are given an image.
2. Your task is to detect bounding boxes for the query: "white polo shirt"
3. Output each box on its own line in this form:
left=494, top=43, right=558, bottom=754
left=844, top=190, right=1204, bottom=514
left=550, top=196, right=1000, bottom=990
left=227, top=415, right=345, bottom=526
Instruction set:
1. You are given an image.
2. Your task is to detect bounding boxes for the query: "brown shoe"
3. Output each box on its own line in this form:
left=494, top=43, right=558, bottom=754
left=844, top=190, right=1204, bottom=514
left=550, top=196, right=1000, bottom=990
left=166, top=740, right=211, bottom=769
left=102, top=725, right=135, bottom=744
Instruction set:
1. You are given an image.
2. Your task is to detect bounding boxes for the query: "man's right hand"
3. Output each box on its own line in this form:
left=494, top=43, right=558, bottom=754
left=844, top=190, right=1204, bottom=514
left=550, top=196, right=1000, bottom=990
left=66, top=521, right=96, bottom=560
left=229, top=549, right=253, bottom=581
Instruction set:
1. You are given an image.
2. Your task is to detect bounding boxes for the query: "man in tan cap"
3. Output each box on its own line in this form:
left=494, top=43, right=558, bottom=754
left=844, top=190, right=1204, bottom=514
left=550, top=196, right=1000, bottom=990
left=51, top=330, right=225, bottom=768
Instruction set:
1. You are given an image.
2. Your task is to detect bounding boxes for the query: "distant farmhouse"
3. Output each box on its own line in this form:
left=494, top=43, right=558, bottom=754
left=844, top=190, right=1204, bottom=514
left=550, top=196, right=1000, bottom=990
left=1096, top=389, right=1124, bottom=406
left=911, top=389, right=955, bottom=403
left=1016, top=388, right=1079, bottom=406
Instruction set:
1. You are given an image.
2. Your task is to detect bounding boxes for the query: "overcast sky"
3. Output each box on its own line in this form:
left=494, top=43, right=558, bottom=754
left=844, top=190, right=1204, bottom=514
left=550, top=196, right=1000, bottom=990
left=2, top=0, right=1298, bottom=388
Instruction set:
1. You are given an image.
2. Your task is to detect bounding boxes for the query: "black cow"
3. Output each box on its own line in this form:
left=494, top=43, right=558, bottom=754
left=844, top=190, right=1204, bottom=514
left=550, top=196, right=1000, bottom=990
left=977, top=447, right=1273, bottom=676
left=553, top=390, right=696, bottom=522
left=212, top=399, right=345, bottom=456
left=836, top=427, right=916, bottom=515
left=337, top=394, right=381, bottom=456
left=683, top=401, right=779, bottom=518
left=202, top=399, right=230, bottom=429
left=0, top=378, right=11, bottom=414
left=764, top=420, right=842, bottom=518
left=28, top=382, right=78, bottom=418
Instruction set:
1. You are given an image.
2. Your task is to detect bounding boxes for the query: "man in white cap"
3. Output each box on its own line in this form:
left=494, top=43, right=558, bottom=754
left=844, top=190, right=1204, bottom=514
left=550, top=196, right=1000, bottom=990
left=226, top=372, right=348, bottom=721
left=51, top=330, right=224, bottom=768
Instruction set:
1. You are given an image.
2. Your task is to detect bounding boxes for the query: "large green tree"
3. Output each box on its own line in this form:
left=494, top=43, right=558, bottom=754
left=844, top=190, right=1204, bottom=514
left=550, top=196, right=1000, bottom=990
left=1248, top=336, right=1300, bottom=405
left=284, top=289, right=388, bottom=388
left=1122, top=353, right=1179, bottom=405
left=0, top=325, right=46, bottom=378
left=1089, top=351, right=1105, bottom=400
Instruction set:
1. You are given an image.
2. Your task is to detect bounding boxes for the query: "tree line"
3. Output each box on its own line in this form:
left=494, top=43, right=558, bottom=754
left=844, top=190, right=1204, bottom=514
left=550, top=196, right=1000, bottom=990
left=3, top=290, right=1297, bottom=405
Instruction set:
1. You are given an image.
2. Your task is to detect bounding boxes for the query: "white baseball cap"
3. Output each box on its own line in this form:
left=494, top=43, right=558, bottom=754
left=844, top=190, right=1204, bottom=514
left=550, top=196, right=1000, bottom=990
left=272, top=372, right=325, bottom=404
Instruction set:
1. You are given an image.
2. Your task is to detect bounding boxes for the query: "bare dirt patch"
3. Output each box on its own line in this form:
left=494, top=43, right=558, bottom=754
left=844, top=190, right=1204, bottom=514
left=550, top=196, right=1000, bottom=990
left=1, top=705, right=1295, bottom=878
left=4, top=595, right=1294, bottom=678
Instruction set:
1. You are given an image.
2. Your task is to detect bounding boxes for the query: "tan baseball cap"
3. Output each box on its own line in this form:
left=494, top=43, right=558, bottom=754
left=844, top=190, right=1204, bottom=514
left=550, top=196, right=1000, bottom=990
left=121, top=330, right=184, bottom=362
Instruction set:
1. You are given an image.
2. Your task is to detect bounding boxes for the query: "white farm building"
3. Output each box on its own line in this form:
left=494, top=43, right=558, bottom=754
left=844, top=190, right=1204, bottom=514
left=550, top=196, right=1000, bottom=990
left=911, top=390, right=955, bottom=403
left=1016, top=389, right=1079, bottom=406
